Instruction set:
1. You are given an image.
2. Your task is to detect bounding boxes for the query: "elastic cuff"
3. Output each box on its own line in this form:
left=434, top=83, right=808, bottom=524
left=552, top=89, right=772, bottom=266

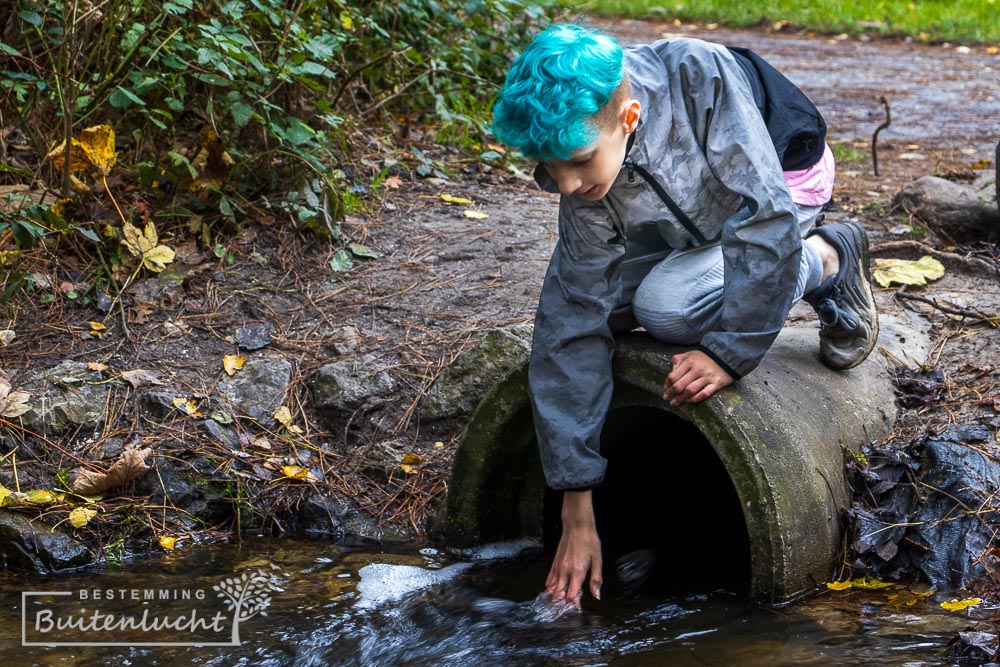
left=697, top=344, right=743, bottom=381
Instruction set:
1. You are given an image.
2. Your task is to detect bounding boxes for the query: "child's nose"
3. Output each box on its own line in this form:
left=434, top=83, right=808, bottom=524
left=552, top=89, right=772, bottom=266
left=557, top=171, right=583, bottom=196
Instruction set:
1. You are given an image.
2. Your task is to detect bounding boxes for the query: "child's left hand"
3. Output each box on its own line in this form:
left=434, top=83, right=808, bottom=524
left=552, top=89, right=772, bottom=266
left=663, top=350, right=733, bottom=406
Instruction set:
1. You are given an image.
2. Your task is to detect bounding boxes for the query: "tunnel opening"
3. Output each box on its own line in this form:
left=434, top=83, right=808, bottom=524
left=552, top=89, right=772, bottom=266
left=543, top=405, right=752, bottom=596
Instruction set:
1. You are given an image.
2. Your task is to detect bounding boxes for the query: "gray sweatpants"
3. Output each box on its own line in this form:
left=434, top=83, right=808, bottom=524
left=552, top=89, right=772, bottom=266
left=632, top=205, right=825, bottom=344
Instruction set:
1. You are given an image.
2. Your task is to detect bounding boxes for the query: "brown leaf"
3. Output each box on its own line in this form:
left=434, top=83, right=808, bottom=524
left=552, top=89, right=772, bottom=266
left=120, top=369, right=163, bottom=389
left=71, top=447, right=152, bottom=495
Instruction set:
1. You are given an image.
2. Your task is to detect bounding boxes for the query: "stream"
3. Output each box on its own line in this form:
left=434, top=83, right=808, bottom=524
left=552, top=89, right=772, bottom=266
left=0, top=537, right=990, bottom=666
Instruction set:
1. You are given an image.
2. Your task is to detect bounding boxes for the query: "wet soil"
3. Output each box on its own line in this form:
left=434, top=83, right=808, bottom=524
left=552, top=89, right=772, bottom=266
left=2, top=20, right=998, bottom=549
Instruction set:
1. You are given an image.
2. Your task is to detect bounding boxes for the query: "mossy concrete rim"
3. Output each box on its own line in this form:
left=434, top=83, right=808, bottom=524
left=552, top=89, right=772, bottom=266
left=444, top=322, right=903, bottom=602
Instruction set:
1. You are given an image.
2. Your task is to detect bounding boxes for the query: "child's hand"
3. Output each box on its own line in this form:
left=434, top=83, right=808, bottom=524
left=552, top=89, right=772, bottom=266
left=546, top=490, right=602, bottom=609
left=663, top=350, right=733, bottom=406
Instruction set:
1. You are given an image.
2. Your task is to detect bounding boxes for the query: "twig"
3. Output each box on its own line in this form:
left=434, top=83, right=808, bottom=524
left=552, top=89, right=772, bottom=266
left=895, top=291, right=998, bottom=326
left=871, top=95, right=891, bottom=177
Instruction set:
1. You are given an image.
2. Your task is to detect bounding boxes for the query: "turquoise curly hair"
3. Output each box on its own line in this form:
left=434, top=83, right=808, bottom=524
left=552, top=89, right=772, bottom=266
left=492, top=24, right=624, bottom=161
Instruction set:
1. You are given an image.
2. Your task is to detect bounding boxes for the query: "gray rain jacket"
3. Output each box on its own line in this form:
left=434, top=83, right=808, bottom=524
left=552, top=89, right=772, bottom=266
left=529, top=38, right=806, bottom=490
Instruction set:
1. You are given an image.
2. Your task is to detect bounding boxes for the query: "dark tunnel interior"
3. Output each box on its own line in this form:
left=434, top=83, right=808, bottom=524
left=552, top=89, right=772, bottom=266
left=543, top=405, right=752, bottom=597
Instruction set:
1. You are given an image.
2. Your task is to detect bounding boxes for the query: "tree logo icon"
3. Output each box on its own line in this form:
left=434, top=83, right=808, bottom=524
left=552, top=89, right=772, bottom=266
left=212, top=569, right=276, bottom=645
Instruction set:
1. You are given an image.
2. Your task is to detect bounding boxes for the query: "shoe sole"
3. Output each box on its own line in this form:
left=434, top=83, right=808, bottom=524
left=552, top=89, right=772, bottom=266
left=839, top=220, right=879, bottom=370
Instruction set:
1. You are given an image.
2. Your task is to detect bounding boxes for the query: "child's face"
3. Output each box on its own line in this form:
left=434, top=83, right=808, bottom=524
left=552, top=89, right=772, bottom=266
left=540, top=99, right=639, bottom=201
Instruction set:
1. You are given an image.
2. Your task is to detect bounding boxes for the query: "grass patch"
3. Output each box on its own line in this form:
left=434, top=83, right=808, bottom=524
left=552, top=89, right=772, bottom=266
left=831, top=142, right=868, bottom=165
left=560, top=0, right=1000, bottom=44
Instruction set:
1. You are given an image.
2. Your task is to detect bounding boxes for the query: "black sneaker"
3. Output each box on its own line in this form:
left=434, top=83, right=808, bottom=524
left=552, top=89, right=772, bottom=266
left=803, top=221, right=879, bottom=370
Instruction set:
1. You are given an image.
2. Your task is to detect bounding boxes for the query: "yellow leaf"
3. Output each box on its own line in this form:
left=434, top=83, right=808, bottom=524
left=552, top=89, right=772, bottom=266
left=143, top=220, right=158, bottom=247
left=0, top=329, right=15, bottom=345
left=339, top=10, right=354, bottom=30
left=69, top=507, right=97, bottom=528
left=160, top=535, right=178, bottom=550
left=223, top=354, right=245, bottom=376
left=433, top=441, right=444, bottom=449
left=873, top=256, right=945, bottom=288
left=47, top=125, right=117, bottom=176
left=463, top=210, right=489, bottom=220
left=51, top=198, right=73, bottom=220
left=888, top=589, right=933, bottom=606
left=941, top=597, right=982, bottom=611
left=274, top=405, right=304, bottom=434
left=440, top=194, right=474, bottom=205
left=0, top=485, right=11, bottom=507
left=400, top=453, right=423, bottom=474
left=850, top=576, right=893, bottom=590
left=172, top=397, right=203, bottom=417
left=142, top=245, right=176, bottom=272
left=825, top=580, right=853, bottom=590
left=88, top=362, right=108, bottom=372
left=122, top=221, right=153, bottom=257
left=25, top=489, right=56, bottom=504
left=88, top=321, right=107, bottom=336
left=281, top=465, right=317, bottom=482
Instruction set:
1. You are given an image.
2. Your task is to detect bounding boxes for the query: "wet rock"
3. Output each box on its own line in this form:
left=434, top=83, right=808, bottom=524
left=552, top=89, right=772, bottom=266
left=202, top=418, right=240, bottom=448
left=132, top=456, right=234, bottom=527
left=312, top=353, right=395, bottom=412
left=235, top=325, right=273, bottom=350
left=329, top=325, right=361, bottom=356
left=18, top=360, right=107, bottom=433
left=421, top=325, right=533, bottom=421
left=217, top=353, right=291, bottom=425
left=295, top=493, right=345, bottom=537
left=141, top=390, right=180, bottom=419
left=891, top=176, right=999, bottom=243
left=128, top=270, right=184, bottom=308
left=0, top=512, right=95, bottom=573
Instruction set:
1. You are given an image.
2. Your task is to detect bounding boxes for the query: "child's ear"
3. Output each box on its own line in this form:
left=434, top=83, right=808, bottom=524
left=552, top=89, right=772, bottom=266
left=622, top=99, right=641, bottom=133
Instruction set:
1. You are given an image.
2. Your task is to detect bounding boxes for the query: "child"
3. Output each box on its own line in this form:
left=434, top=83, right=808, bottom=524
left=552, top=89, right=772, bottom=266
left=491, top=24, right=879, bottom=607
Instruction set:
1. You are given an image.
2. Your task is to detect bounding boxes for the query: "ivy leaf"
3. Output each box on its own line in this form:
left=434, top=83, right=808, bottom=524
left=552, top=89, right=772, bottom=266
left=329, top=249, right=353, bottom=272
left=872, top=256, right=945, bottom=288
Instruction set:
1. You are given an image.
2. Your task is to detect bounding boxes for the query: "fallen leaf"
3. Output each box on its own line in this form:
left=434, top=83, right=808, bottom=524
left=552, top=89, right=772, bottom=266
left=121, top=220, right=175, bottom=273
left=825, top=580, right=853, bottom=591
left=274, top=405, right=304, bottom=434
left=400, top=453, right=423, bottom=474
left=0, top=329, right=14, bottom=345
left=160, top=535, right=178, bottom=550
left=280, top=465, right=317, bottom=482
left=0, top=370, right=31, bottom=418
left=88, top=362, right=108, bottom=372
left=888, top=589, right=933, bottom=606
left=463, top=210, right=489, bottom=220
left=873, top=256, right=945, bottom=288
left=941, top=597, right=982, bottom=611
left=172, top=397, right=203, bottom=416
left=47, top=124, right=118, bottom=176
left=71, top=446, right=152, bottom=495
left=0, top=485, right=11, bottom=507
left=439, top=193, right=473, bottom=205
left=223, top=354, right=245, bottom=376
left=433, top=441, right=444, bottom=449
left=850, top=576, right=893, bottom=590
left=25, top=489, right=56, bottom=504
left=69, top=507, right=98, bottom=528
left=88, top=321, right=107, bottom=336
left=383, top=176, right=403, bottom=189
left=120, top=369, right=163, bottom=388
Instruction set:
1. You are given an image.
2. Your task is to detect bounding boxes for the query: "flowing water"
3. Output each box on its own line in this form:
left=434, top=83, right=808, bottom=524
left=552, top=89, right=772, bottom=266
left=0, top=537, right=990, bottom=666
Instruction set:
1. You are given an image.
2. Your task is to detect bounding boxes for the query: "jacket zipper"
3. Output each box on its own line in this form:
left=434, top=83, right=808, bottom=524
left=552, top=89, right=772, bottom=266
left=622, top=156, right=709, bottom=246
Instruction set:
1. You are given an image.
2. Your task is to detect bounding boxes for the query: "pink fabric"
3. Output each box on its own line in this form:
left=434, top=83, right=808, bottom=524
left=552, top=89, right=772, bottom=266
left=784, top=143, right=835, bottom=206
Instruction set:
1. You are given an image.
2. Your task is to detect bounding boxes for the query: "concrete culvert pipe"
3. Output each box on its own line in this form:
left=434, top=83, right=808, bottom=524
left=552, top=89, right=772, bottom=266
left=444, top=321, right=909, bottom=602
